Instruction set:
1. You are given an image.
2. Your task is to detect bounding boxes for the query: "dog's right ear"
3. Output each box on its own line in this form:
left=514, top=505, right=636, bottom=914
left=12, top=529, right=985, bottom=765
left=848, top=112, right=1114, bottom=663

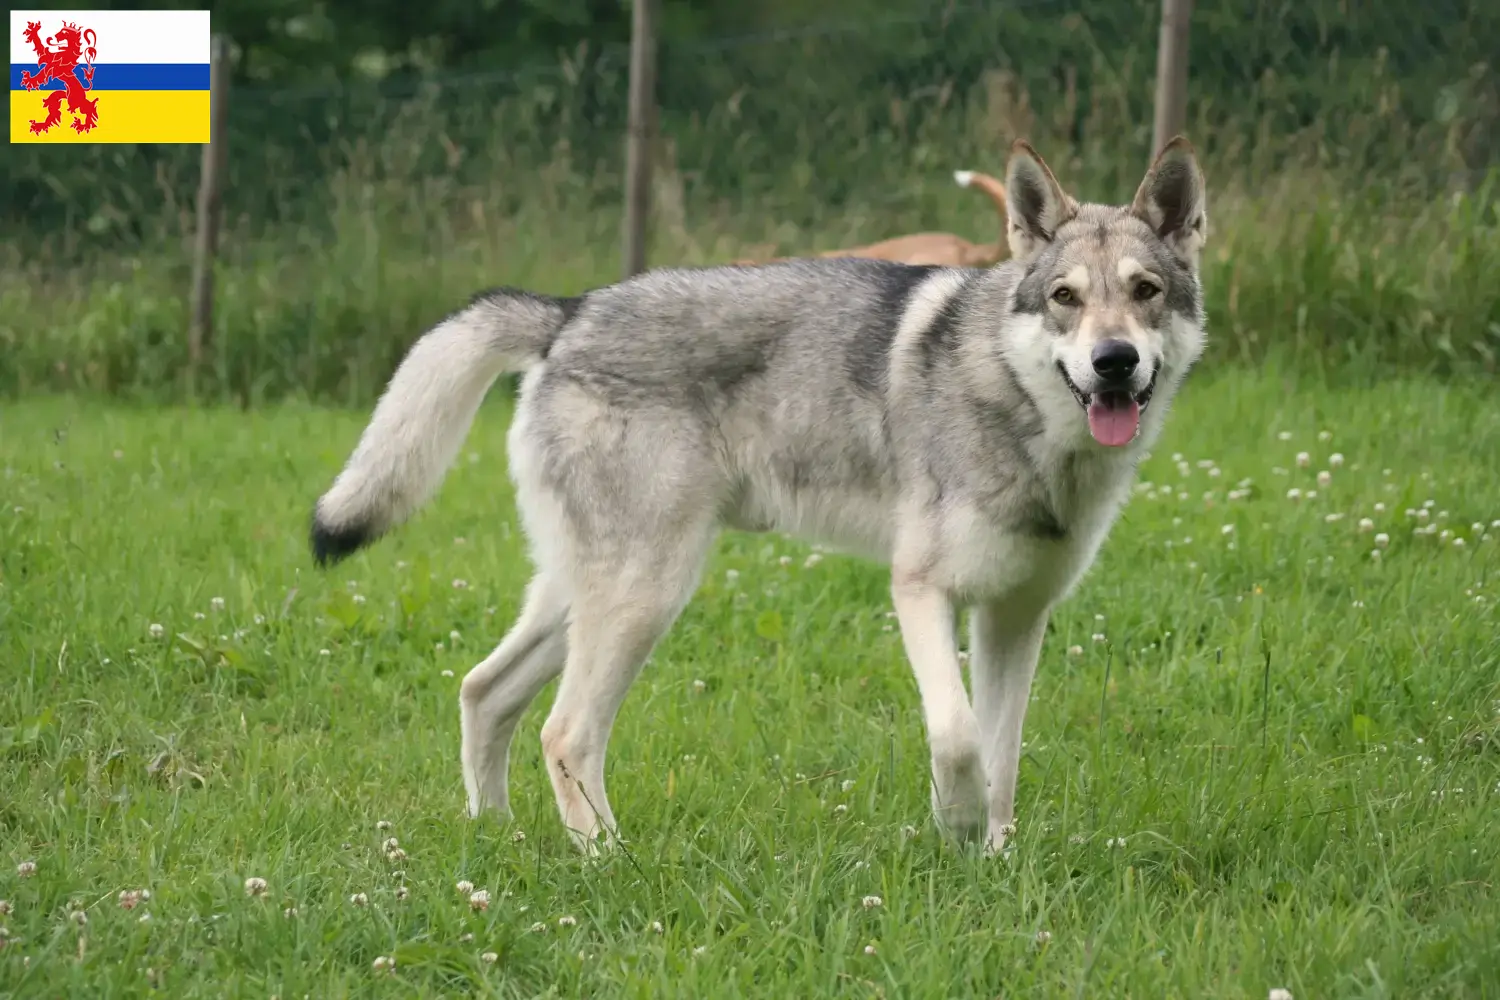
left=1004, top=140, right=1077, bottom=262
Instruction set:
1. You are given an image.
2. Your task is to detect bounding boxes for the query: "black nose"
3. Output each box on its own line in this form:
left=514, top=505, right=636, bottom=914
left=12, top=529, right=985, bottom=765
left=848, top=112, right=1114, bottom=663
left=1091, top=339, right=1139, bottom=381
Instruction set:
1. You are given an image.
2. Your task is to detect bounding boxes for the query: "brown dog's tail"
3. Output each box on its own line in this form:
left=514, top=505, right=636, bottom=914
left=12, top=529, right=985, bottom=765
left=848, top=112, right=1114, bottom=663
left=953, top=170, right=1008, bottom=262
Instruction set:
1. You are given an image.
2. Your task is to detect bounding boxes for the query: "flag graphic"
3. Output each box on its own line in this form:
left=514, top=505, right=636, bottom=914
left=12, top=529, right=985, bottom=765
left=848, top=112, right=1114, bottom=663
left=10, top=9, right=211, bottom=143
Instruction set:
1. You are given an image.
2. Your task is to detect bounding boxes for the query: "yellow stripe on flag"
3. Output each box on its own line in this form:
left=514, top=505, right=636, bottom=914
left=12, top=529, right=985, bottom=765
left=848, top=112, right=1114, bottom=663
left=10, top=90, right=210, bottom=144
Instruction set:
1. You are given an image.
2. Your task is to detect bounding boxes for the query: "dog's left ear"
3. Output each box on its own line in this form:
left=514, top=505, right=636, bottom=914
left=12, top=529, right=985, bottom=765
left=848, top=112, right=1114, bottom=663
left=1004, top=140, right=1078, bottom=262
left=1131, top=136, right=1208, bottom=270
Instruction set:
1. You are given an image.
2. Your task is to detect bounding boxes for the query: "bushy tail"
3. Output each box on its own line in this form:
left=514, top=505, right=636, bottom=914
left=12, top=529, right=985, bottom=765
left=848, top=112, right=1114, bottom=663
left=953, top=169, right=1009, bottom=244
left=310, top=289, right=575, bottom=565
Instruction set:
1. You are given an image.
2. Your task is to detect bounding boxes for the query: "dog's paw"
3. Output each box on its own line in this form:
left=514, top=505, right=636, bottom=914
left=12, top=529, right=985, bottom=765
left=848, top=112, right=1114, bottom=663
left=929, top=747, right=988, bottom=844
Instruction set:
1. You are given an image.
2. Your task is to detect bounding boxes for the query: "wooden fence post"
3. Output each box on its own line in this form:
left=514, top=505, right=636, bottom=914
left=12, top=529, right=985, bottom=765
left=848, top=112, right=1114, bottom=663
left=188, top=33, right=231, bottom=389
left=1151, top=0, right=1193, bottom=157
left=621, top=0, right=657, bottom=280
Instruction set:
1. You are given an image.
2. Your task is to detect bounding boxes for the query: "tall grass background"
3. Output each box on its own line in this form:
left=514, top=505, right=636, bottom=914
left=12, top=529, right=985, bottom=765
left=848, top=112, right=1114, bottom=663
left=1, top=0, right=1497, bottom=405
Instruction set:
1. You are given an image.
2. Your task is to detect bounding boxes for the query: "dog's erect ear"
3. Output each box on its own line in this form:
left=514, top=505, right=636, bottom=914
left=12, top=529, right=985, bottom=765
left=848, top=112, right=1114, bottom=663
left=1131, top=136, right=1208, bottom=269
left=1004, top=140, right=1078, bottom=262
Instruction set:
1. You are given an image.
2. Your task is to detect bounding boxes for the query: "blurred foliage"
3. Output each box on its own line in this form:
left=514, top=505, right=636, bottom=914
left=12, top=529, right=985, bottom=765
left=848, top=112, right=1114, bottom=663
left=3, top=0, right=1496, bottom=247
left=1, top=0, right=1497, bottom=400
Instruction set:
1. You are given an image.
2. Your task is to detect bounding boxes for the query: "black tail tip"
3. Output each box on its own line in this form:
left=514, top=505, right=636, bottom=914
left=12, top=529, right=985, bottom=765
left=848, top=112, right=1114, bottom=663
left=310, top=513, right=375, bottom=567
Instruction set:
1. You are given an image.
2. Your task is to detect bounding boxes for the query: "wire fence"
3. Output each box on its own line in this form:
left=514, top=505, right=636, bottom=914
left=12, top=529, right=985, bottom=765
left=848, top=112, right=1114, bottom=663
left=5, top=0, right=1496, bottom=258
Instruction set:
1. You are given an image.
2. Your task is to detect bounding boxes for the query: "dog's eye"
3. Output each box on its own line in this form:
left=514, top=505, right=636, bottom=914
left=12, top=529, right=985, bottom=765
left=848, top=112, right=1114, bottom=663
left=1133, top=281, right=1161, bottom=302
left=1051, top=287, right=1076, bottom=306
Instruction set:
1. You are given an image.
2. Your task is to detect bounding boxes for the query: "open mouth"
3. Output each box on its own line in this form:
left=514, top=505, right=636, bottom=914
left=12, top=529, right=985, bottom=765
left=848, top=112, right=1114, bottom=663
left=1056, top=362, right=1159, bottom=448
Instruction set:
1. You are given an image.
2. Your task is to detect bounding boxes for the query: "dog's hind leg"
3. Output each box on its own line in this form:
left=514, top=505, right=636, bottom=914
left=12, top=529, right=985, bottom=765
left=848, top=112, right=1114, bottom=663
left=968, top=599, right=1048, bottom=854
left=459, top=572, right=571, bottom=818
left=538, top=518, right=715, bottom=855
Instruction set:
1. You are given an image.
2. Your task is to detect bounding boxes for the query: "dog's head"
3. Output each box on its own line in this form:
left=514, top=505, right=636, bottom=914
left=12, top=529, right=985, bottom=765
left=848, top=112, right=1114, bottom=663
left=1003, top=138, right=1207, bottom=449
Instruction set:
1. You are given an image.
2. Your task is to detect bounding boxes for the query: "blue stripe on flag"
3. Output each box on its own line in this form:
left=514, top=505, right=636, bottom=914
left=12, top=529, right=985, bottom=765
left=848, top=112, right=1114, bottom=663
left=10, top=63, right=210, bottom=91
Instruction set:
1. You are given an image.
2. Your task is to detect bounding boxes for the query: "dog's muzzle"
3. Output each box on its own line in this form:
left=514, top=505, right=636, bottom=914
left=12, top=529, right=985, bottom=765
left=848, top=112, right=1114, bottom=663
left=1056, top=361, right=1160, bottom=448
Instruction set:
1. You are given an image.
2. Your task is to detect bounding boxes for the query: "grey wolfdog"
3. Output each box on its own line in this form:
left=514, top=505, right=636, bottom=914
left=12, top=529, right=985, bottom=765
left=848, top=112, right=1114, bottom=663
left=310, top=138, right=1208, bottom=854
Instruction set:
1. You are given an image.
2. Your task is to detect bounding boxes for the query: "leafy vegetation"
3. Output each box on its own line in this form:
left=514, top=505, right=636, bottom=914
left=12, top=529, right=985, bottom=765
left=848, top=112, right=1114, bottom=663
left=2, top=0, right=1497, bottom=401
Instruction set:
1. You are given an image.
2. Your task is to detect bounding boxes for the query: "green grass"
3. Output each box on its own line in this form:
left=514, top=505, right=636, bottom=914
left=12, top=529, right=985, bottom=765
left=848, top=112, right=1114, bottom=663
left=2, top=364, right=1499, bottom=997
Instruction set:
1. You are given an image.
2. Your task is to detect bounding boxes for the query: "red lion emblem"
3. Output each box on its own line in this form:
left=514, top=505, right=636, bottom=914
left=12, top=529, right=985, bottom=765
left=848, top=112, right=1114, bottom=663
left=20, top=19, right=100, bottom=135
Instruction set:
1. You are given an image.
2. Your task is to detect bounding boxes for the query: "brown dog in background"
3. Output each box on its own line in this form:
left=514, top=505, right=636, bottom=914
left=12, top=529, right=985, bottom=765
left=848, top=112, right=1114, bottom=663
left=737, top=168, right=1008, bottom=268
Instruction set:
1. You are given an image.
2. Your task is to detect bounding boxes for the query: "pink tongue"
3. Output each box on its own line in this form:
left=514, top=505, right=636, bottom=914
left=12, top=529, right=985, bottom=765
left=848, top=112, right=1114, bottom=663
left=1087, top=396, right=1140, bottom=447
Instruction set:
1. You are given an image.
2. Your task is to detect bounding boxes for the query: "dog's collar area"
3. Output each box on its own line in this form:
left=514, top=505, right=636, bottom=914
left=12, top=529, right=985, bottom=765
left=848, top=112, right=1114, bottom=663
left=1056, top=362, right=1159, bottom=411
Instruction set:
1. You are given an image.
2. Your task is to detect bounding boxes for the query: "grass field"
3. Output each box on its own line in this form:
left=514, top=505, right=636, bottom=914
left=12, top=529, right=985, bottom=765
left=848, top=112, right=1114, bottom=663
left=2, top=363, right=1499, bottom=998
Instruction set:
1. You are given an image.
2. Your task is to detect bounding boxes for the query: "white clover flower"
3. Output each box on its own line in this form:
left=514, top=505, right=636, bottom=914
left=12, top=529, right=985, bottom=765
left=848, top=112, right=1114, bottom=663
left=395, top=886, right=409, bottom=901
left=1277, top=431, right=1292, bottom=442
left=529, top=921, right=548, bottom=933
left=1066, top=645, right=1084, bottom=657
left=17, top=861, right=37, bottom=878
left=842, top=779, right=856, bottom=792
left=452, top=579, right=468, bottom=590
left=350, top=892, right=369, bottom=907
left=71, top=909, right=88, bottom=926
left=481, top=951, right=499, bottom=964
left=692, top=678, right=707, bottom=693
left=1035, top=929, right=1053, bottom=945
left=804, top=553, right=823, bottom=568
left=1295, top=452, right=1311, bottom=468
left=1358, top=518, right=1375, bottom=533
left=864, top=944, right=878, bottom=955
left=512, top=830, right=527, bottom=844
left=372, top=955, right=395, bottom=973
left=243, top=876, right=268, bottom=897
left=1316, top=471, right=1332, bottom=488
left=449, top=630, right=461, bottom=643
left=559, top=915, right=577, bottom=927
left=1286, top=488, right=1302, bottom=501
left=210, top=596, right=225, bottom=612
left=778, top=555, right=792, bottom=567
left=1221, top=524, right=1234, bottom=535
left=469, top=889, right=490, bottom=911
left=1269, top=990, right=1293, bottom=1000
left=148, top=623, right=165, bottom=639
left=650, top=920, right=665, bottom=934
left=861, top=895, right=883, bottom=909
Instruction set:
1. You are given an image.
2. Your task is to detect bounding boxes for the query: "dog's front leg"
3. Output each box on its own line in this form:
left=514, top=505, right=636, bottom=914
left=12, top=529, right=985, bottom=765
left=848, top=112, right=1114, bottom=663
left=891, top=574, right=986, bottom=844
left=968, top=599, right=1049, bottom=854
